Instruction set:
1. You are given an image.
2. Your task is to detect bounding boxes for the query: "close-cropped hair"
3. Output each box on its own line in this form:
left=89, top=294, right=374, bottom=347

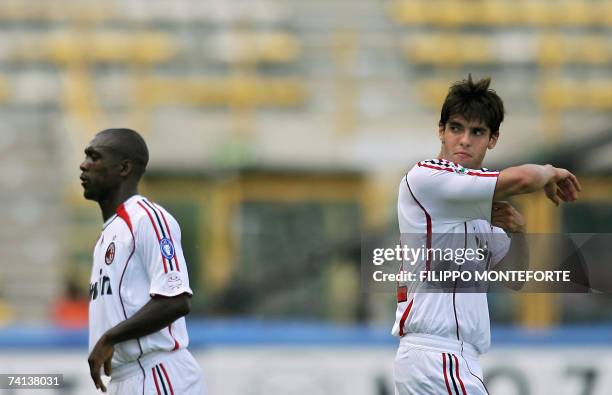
left=439, top=75, right=505, bottom=135
left=98, top=128, right=149, bottom=176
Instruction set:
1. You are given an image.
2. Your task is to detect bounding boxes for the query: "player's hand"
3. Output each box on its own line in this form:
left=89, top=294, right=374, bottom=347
left=88, top=334, right=114, bottom=392
left=492, top=201, right=525, bottom=233
left=544, top=167, right=581, bottom=206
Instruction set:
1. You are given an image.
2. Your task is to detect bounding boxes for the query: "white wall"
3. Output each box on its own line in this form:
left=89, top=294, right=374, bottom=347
left=1, top=346, right=612, bottom=395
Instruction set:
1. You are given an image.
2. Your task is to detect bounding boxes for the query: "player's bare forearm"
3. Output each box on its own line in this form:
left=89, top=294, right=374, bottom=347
left=494, top=164, right=581, bottom=204
left=515, top=164, right=555, bottom=191
left=88, top=294, right=190, bottom=392
left=495, top=164, right=555, bottom=197
left=103, top=293, right=191, bottom=346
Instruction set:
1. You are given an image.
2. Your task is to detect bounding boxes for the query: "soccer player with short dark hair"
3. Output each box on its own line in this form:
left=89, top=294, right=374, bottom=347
left=393, top=76, right=580, bottom=394
left=80, top=129, right=206, bottom=394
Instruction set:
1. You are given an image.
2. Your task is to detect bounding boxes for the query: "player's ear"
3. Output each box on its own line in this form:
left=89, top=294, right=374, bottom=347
left=119, top=159, right=133, bottom=177
left=438, top=122, right=445, bottom=142
left=488, top=131, right=499, bottom=149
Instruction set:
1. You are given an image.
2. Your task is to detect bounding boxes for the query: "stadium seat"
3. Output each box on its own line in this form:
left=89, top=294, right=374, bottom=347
left=46, top=32, right=176, bottom=64
left=405, top=34, right=494, bottom=65
left=538, top=80, right=612, bottom=110
left=417, top=79, right=451, bottom=108
left=134, top=76, right=307, bottom=107
left=210, top=32, right=301, bottom=64
left=537, top=35, right=566, bottom=66
left=587, top=82, right=612, bottom=109
left=600, top=2, right=612, bottom=27
left=573, top=37, right=610, bottom=64
left=0, top=0, right=114, bottom=22
left=481, top=1, right=516, bottom=26
left=388, top=0, right=505, bottom=26
left=386, top=0, right=429, bottom=25
left=538, top=35, right=611, bottom=65
left=388, top=0, right=611, bottom=27
left=538, top=80, right=575, bottom=110
left=257, top=33, right=301, bottom=63
left=0, top=77, right=9, bottom=104
left=560, top=0, right=597, bottom=26
left=522, top=1, right=558, bottom=26
left=436, top=1, right=474, bottom=28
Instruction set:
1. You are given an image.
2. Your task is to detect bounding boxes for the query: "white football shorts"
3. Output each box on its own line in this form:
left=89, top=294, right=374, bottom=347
left=394, top=334, right=488, bottom=395
left=108, top=349, right=206, bottom=395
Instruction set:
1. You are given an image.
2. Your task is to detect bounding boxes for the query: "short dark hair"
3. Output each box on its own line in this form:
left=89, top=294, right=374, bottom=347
left=97, top=128, right=149, bottom=178
left=439, top=75, right=505, bottom=135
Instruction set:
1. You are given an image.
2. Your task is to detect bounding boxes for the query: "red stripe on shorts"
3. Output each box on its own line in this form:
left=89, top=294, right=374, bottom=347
left=443, top=353, right=452, bottom=395
left=453, top=354, right=468, bottom=395
left=152, top=367, right=162, bottom=395
left=160, top=363, right=175, bottom=395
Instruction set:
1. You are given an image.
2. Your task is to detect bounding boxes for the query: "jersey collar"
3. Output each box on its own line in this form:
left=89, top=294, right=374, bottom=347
left=121, top=194, right=142, bottom=208
left=102, top=195, right=142, bottom=229
left=102, top=214, right=117, bottom=229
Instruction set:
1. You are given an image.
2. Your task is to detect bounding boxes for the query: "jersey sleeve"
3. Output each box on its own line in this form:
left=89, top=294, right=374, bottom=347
left=407, top=160, right=499, bottom=223
left=488, top=226, right=511, bottom=267
left=135, top=208, right=193, bottom=297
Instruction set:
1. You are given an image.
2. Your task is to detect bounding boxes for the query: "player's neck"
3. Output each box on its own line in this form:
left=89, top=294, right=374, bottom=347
left=436, top=152, right=482, bottom=168
left=98, top=185, right=139, bottom=222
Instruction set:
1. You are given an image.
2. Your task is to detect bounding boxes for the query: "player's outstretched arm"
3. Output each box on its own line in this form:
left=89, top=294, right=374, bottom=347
left=87, top=294, right=191, bottom=392
left=493, top=164, right=581, bottom=205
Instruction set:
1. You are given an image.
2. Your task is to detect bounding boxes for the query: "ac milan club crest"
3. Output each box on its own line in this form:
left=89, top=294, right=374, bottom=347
left=105, top=242, right=116, bottom=265
left=160, top=238, right=175, bottom=260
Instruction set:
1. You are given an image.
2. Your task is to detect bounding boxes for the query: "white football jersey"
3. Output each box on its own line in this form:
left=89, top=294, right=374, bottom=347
left=88, top=195, right=194, bottom=368
left=392, top=159, right=510, bottom=354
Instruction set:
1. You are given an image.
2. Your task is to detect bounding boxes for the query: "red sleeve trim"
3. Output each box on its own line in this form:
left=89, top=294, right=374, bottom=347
left=417, top=162, right=499, bottom=177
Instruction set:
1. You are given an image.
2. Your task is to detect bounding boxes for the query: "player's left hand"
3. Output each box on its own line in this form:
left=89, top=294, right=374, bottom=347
left=544, top=167, right=581, bottom=206
left=88, top=334, right=114, bottom=392
left=492, top=201, right=525, bottom=233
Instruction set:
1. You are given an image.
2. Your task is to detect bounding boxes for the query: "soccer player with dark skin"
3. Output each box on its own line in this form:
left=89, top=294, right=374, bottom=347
left=80, top=129, right=191, bottom=392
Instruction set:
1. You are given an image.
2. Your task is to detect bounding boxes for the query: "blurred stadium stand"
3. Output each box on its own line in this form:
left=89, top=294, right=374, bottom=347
left=0, top=0, right=610, bottom=344
left=0, top=1, right=610, bottom=394
left=389, top=0, right=612, bottom=27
